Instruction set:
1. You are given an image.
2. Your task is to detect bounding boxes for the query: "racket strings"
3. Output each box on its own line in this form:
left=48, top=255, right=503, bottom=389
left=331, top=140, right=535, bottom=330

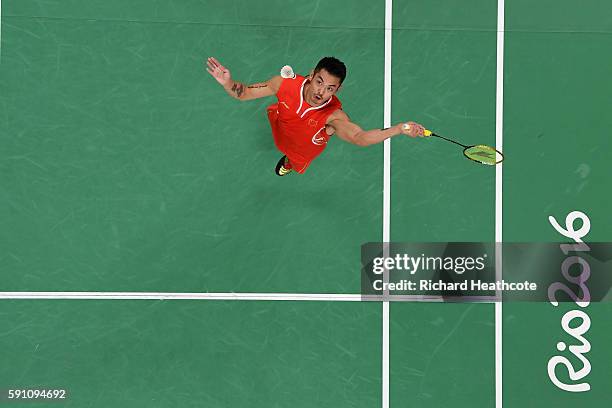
left=463, top=145, right=504, bottom=165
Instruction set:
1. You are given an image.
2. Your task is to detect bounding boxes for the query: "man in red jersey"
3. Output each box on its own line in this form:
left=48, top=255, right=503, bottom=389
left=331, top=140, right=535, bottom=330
left=206, top=56, right=425, bottom=176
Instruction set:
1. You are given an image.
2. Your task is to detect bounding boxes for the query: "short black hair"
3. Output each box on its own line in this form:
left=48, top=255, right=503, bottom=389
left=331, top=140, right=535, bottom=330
left=314, top=57, right=347, bottom=84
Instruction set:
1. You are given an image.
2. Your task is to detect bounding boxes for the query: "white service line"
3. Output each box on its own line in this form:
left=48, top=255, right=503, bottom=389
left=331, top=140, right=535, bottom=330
left=495, top=0, right=505, bottom=407
left=383, top=0, right=393, bottom=407
left=0, top=292, right=467, bottom=302
left=0, top=292, right=363, bottom=301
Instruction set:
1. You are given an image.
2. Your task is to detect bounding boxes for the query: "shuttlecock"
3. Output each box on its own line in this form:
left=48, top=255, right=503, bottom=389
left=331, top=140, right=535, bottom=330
left=280, top=65, right=296, bottom=79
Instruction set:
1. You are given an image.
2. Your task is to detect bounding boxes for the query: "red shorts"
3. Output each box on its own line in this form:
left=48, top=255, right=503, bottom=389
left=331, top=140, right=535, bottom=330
left=267, top=104, right=310, bottom=174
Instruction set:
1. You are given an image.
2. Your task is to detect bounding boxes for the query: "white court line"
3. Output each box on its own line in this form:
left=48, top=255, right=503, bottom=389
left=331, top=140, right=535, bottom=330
left=0, top=292, right=364, bottom=301
left=0, top=292, right=478, bottom=302
left=495, top=0, right=505, bottom=407
left=382, top=0, right=393, bottom=407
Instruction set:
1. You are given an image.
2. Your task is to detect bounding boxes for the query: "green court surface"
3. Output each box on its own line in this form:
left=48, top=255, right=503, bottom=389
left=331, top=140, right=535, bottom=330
left=0, top=301, right=381, bottom=407
left=1, top=0, right=611, bottom=407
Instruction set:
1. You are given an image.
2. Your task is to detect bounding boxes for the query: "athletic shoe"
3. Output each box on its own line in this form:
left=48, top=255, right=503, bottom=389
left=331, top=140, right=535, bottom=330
left=275, top=155, right=293, bottom=176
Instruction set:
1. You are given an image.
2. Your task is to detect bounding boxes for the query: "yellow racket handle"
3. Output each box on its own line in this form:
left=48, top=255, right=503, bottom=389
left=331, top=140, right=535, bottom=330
left=402, top=123, right=432, bottom=137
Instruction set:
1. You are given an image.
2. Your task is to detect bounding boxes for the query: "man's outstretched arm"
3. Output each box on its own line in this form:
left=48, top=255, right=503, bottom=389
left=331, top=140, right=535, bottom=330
left=206, top=56, right=282, bottom=101
left=327, top=110, right=425, bottom=146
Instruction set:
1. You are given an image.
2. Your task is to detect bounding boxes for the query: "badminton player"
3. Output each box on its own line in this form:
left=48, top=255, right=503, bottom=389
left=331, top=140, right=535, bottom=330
left=206, top=56, right=425, bottom=176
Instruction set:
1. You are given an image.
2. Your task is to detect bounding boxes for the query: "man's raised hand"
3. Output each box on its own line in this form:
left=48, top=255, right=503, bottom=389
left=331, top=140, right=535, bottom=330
left=206, top=57, right=232, bottom=87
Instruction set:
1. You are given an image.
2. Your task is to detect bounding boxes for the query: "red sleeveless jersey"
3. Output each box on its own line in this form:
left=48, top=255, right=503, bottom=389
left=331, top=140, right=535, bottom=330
left=267, top=75, right=342, bottom=173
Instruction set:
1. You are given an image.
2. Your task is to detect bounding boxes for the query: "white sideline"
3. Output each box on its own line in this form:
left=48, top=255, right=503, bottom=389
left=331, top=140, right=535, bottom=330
left=495, top=0, right=506, bottom=407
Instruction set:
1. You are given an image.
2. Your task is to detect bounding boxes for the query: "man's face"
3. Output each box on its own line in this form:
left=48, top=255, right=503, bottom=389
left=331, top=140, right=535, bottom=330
left=306, top=68, right=341, bottom=106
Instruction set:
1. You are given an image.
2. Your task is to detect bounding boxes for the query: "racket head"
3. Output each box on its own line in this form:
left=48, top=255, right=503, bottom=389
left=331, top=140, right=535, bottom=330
left=463, top=144, right=504, bottom=165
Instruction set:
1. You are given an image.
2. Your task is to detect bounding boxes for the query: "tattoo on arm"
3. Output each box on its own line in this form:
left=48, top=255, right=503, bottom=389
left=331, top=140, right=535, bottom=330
left=231, top=82, right=245, bottom=98
left=247, top=84, right=268, bottom=89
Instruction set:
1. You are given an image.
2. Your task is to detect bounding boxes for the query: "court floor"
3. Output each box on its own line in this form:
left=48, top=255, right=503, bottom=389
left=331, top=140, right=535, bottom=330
left=1, top=1, right=610, bottom=407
